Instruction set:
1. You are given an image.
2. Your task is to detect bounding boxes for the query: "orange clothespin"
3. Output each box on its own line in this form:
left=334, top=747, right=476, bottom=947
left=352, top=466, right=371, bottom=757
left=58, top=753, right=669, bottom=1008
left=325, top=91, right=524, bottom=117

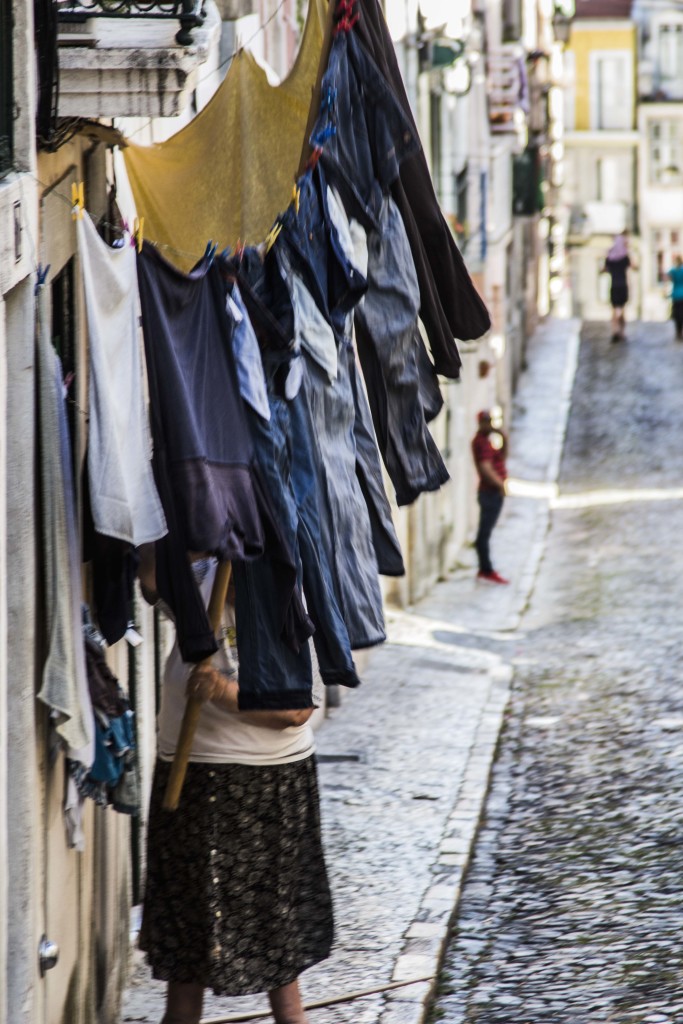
left=71, top=181, right=85, bottom=221
left=133, top=217, right=144, bottom=253
left=305, top=146, right=323, bottom=173
left=292, top=183, right=300, bottom=216
left=264, top=221, right=282, bottom=254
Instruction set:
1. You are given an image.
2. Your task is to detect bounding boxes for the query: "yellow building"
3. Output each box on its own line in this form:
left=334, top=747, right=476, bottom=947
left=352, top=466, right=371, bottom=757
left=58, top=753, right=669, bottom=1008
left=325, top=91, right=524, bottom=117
left=563, top=0, right=640, bottom=320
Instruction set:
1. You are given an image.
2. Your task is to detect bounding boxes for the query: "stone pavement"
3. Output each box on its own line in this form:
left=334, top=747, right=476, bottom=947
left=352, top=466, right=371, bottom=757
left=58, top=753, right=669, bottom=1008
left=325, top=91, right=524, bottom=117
left=121, top=317, right=580, bottom=1024
left=431, top=319, right=683, bottom=1023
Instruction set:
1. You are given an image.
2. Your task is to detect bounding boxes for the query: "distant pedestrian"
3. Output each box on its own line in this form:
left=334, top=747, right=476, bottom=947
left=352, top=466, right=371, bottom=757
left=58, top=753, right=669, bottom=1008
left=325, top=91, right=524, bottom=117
left=471, top=410, right=509, bottom=585
left=668, top=254, right=683, bottom=340
left=604, top=232, right=632, bottom=343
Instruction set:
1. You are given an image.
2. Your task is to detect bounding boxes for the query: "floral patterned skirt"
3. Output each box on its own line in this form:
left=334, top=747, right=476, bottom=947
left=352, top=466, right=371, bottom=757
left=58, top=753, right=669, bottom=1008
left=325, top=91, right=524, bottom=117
left=139, top=755, right=334, bottom=996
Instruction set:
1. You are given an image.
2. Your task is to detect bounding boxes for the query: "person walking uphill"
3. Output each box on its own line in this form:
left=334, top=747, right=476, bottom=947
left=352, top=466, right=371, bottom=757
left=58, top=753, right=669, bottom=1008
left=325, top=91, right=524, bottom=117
left=604, top=231, right=632, bottom=343
left=471, top=411, right=509, bottom=585
left=668, top=254, right=683, bottom=340
left=136, top=549, right=334, bottom=1024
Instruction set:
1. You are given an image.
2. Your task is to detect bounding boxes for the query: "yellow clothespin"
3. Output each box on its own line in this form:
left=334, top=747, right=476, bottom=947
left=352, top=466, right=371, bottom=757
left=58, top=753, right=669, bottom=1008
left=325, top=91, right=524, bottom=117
left=133, top=217, right=144, bottom=253
left=71, top=181, right=85, bottom=221
left=264, top=221, right=282, bottom=254
left=292, top=183, right=300, bottom=216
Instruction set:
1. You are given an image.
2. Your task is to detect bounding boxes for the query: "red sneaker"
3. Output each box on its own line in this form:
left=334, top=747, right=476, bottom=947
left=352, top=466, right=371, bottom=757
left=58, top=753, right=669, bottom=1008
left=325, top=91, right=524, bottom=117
left=477, top=570, right=510, bottom=585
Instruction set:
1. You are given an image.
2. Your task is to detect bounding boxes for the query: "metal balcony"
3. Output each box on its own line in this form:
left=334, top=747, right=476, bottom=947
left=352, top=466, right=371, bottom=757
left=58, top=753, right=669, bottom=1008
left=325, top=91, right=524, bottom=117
left=58, top=0, right=205, bottom=46
left=55, top=0, right=221, bottom=119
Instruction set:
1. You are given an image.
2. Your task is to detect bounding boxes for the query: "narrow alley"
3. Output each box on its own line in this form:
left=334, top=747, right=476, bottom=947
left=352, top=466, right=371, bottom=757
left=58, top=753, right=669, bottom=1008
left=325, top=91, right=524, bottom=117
left=432, top=320, right=683, bottom=1023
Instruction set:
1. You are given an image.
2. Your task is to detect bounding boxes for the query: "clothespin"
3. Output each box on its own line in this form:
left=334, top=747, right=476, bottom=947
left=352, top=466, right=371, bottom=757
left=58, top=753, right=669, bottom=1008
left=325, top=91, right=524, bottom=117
left=204, top=239, right=218, bottom=264
left=334, top=0, right=359, bottom=33
left=235, top=238, right=245, bottom=264
left=133, top=217, right=144, bottom=253
left=306, top=146, right=324, bottom=172
left=292, top=184, right=300, bottom=216
left=264, top=221, right=283, bottom=254
left=71, top=182, right=85, bottom=221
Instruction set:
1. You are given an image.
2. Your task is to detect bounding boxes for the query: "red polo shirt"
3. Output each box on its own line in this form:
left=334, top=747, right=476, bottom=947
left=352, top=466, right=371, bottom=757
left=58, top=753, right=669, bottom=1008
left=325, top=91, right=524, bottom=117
left=472, top=432, right=507, bottom=493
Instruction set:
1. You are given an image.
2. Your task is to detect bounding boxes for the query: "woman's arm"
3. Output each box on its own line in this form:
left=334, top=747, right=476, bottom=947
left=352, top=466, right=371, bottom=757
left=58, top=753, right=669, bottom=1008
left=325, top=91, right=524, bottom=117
left=187, top=665, right=315, bottom=729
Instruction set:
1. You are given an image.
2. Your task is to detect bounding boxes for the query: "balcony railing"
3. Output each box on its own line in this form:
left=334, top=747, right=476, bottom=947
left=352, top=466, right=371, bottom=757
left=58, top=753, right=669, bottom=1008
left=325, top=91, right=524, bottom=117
left=58, top=0, right=206, bottom=45
left=0, top=0, right=12, bottom=177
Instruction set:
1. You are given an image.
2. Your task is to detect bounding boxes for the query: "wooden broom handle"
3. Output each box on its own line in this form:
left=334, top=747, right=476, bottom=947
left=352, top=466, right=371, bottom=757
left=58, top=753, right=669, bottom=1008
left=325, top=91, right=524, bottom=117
left=162, top=561, right=233, bottom=811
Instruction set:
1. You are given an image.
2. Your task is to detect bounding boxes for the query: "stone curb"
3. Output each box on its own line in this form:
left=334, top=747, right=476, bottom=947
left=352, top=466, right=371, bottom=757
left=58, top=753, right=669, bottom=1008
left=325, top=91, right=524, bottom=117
left=377, top=664, right=513, bottom=1024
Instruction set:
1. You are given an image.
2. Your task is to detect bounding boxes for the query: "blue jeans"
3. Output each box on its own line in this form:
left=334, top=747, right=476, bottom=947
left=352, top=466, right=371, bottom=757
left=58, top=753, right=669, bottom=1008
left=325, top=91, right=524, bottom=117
left=311, top=30, right=419, bottom=232
left=278, top=162, right=367, bottom=342
left=237, top=347, right=362, bottom=697
left=475, top=491, right=504, bottom=575
left=299, top=344, right=386, bottom=649
left=354, top=196, right=450, bottom=506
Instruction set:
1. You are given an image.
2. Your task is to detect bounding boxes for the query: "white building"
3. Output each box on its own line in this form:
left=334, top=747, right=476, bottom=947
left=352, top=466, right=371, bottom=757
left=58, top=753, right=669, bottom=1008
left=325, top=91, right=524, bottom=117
left=633, top=0, right=683, bottom=320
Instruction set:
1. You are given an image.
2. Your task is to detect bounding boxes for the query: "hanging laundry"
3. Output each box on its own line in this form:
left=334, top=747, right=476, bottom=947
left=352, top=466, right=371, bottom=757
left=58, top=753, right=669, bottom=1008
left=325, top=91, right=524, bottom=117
left=277, top=184, right=404, bottom=580
left=354, top=0, right=491, bottom=371
left=81, top=463, right=140, bottom=646
left=123, top=0, right=327, bottom=269
left=317, top=183, right=407, bottom=558
left=348, top=344, right=405, bottom=577
left=35, top=283, right=95, bottom=761
left=311, top=27, right=420, bottom=235
left=221, top=250, right=360, bottom=693
left=227, top=284, right=271, bottom=421
left=137, top=243, right=311, bottom=676
left=276, top=162, right=367, bottom=342
left=355, top=196, right=450, bottom=506
left=76, top=211, right=167, bottom=547
left=290, top=272, right=338, bottom=383
left=66, top=631, right=141, bottom=849
left=300, top=345, right=386, bottom=650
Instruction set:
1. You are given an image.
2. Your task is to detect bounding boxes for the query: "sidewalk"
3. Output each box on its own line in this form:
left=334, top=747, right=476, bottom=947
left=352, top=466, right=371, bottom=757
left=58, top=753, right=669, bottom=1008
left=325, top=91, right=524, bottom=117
left=121, top=318, right=580, bottom=1024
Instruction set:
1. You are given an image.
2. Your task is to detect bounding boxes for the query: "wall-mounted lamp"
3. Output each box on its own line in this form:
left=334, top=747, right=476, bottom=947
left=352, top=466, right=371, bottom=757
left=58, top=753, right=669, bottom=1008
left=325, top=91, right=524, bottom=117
left=551, top=10, right=573, bottom=45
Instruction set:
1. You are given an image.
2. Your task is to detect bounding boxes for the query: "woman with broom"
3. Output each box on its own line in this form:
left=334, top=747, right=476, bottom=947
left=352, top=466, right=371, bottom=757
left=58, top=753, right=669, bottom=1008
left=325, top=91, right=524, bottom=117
left=137, top=550, right=334, bottom=1024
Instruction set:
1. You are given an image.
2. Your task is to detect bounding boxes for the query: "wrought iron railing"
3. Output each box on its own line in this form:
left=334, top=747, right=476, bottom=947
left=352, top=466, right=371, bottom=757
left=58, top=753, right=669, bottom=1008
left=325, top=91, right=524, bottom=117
left=57, top=0, right=206, bottom=46
left=0, top=0, right=12, bottom=177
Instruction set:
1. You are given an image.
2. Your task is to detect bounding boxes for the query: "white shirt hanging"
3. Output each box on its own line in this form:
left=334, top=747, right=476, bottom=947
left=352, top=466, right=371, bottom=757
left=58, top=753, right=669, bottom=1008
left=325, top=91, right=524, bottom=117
left=77, top=212, right=167, bottom=546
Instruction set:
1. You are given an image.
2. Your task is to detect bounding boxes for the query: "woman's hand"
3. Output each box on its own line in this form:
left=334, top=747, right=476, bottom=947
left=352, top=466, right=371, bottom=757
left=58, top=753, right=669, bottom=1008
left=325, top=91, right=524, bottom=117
left=187, top=666, right=239, bottom=711
left=186, top=666, right=315, bottom=728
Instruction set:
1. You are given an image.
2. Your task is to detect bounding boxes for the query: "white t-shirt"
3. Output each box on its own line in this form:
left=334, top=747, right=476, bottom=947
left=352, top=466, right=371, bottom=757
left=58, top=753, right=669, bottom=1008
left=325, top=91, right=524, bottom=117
left=157, top=561, right=315, bottom=766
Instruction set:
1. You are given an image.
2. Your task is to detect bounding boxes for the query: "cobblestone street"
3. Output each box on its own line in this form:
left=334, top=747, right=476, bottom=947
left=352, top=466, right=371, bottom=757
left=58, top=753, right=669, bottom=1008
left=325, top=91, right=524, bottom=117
left=432, top=320, right=683, bottom=1023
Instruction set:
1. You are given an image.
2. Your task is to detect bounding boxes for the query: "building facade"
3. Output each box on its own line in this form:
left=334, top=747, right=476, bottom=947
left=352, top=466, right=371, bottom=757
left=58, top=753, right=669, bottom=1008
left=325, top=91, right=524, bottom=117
left=563, top=0, right=639, bottom=321
left=634, top=0, right=683, bottom=320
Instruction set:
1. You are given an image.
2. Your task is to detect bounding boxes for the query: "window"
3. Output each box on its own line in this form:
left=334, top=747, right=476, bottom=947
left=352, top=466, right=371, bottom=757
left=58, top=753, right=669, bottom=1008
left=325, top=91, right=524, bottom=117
left=648, top=119, right=683, bottom=185
left=590, top=52, right=632, bottom=130
left=0, top=0, right=12, bottom=177
left=502, top=0, right=521, bottom=43
left=596, top=157, right=618, bottom=201
left=652, top=229, right=681, bottom=286
left=658, top=23, right=683, bottom=87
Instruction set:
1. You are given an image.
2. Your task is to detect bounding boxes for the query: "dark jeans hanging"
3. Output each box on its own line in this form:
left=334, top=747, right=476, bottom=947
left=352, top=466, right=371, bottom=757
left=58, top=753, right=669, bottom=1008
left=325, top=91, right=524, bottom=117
left=354, top=0, right=491, bottom=374
left=354, top=195, right=449, bottom=506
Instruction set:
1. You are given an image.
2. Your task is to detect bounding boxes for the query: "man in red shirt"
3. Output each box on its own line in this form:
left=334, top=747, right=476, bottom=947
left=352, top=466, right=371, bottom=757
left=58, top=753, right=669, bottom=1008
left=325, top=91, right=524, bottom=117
left=471, top=410, right=509, bottom=584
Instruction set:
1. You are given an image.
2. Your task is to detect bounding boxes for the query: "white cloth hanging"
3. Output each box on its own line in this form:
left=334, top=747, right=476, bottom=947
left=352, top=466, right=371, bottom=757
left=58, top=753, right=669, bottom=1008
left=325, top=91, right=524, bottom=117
left=77, top=213, right=167, bottom=546
left=36, top=285, right=95, bottom=762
